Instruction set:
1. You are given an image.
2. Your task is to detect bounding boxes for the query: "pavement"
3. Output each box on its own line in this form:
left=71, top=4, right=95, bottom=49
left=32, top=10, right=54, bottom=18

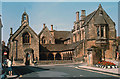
left=77, top=65, right=119, bottom=74
left=9, top=59, right=120, bottom=78
left=76, top=59, right=120, bottom=77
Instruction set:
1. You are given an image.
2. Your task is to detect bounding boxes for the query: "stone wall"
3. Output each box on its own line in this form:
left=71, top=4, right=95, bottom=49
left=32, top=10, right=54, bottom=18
left=9, top=26, right=39, bottom=62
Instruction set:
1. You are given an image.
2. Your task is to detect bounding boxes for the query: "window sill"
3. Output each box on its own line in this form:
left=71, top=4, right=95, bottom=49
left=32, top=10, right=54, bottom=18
left=97, top=37, right=107, bottom=40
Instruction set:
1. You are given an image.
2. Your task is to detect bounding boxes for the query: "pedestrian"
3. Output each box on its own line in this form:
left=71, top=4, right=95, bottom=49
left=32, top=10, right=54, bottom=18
left=7, top=59, right=12, bottom=76
left=34, top=57, right=38, bottom=66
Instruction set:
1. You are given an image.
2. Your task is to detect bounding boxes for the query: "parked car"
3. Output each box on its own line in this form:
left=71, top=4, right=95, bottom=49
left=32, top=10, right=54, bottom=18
left=0, top=63, right=7, bottom=79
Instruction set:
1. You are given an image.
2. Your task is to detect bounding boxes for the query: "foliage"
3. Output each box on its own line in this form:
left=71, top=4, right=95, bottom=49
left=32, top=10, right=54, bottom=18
left=97, top=61, right=116, bottom=66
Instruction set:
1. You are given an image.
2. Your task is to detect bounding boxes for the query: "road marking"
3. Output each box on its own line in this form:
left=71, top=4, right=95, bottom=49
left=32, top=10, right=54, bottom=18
left=75, top=67, right=120, bottom=77
left=80, top=75, right=83, bottom=76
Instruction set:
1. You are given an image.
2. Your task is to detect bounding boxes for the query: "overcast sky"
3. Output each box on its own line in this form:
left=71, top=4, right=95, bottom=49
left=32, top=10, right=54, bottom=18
left=1, top=2, right=118, bottom=44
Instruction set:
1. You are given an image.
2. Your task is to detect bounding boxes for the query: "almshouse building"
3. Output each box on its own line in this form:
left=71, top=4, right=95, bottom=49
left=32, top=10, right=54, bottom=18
left=8, top=4, right=117, bottom=65
left=72, top=4, right=117, bottom=65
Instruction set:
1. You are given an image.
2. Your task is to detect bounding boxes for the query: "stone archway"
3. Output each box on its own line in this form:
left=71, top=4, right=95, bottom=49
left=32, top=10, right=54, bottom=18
left=55, top=53, right=61, bottom=60
left=25, top=53, right=30, bottom=65
left=48, top=53, right=54, bottom=60
left=24, top=48, right=34, bottom=65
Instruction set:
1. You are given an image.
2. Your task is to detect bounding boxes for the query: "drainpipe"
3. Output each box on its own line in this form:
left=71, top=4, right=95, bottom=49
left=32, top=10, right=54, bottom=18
left=15, top=40, right=18, bottom=60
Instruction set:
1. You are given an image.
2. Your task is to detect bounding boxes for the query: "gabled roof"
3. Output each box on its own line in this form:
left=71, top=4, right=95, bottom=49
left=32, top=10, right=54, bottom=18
left=38, top=26, right=53, bottom=38
left=82, top=4, right=114, bottom=27
left=53, top=31, right=72, bottom=40
left=9, top=25, right=38, bottom=41
left=82, top=10, right=97, bottom=26
left=38, top=27, right=47, bottom=37
left=38, top=27, right=72, bottom=40
left=94, top=14, right=107, bottom=25
left=40, top=41, right=81, bottom=52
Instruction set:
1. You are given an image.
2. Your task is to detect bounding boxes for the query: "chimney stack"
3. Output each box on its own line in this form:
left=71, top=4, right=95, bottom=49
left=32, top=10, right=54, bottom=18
left=2, top=41, right=5, bottom=46
left=43, top=23, right=45, bottom=28
left=10, top=28, right=13, bottom=37
left=51, top=25, right=53, bottom=31
left=80, top=10, right=86, bottom=20
left=76, top=11, right=79, bottom=22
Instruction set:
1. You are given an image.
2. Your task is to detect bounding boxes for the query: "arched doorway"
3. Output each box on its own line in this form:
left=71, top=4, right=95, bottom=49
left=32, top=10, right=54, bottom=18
left=24, top=48, right=34, bottom=65
left=40, top=53, right=47, bottom=60
left=55, top=53, right=61, bottom=60
left=25, top=53, right=30, bottom=65
left=48, top=53, right=54, bottom=60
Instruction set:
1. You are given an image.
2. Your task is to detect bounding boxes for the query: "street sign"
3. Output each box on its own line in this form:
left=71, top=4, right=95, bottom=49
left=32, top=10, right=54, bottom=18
left=4, top=52, right=7, bottom=55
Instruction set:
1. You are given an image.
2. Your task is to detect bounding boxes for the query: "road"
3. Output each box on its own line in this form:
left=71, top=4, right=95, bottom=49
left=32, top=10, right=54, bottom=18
left=12, top=63, right=119, bottom=78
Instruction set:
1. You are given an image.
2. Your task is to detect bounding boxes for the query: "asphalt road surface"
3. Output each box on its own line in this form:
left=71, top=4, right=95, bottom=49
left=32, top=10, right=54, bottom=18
left=12, top=63, right=120, bottom=79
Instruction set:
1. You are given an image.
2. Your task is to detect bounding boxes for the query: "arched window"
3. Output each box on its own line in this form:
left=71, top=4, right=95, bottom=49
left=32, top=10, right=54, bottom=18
left=23, top=32, right=30, bottom=44
left=42, top=37, right=46, bottom=44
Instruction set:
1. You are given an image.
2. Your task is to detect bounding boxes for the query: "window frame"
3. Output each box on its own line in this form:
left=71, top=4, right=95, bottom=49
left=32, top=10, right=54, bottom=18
left=22, top=32, right=30, bottom=44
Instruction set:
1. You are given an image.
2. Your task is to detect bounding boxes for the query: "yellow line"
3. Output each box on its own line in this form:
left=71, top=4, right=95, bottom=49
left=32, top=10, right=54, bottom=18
left=75, top=67, right=120, bottom=77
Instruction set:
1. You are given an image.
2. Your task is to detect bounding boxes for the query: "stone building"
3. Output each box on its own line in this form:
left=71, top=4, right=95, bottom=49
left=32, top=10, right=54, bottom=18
left=8, top=11, right=78, bottom=65
left=8, top=12, right=39, bottom=65
left=72, top=4, right=117, bottom=65
left=8, top=4, right=117, bottom=65
left=39, top=24, right=74, bottom=60
left=116, top=36, right=120, bottom=60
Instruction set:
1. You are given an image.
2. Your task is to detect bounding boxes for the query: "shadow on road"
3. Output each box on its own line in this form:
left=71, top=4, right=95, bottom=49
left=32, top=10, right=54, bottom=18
left=12, top=66, right=50, bottom=75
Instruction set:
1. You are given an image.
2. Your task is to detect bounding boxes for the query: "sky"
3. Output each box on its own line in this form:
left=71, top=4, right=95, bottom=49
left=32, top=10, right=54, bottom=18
left=1, top=0, right=120, bottom=2
left=1, top=2, right=119, bottom=44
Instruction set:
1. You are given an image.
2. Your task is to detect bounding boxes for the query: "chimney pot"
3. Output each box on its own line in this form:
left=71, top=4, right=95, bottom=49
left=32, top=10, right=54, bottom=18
left=81, top=10, right=86, bottom=20
left=51, top=25, right=53, bottom=31
left=76, top=11, right=79, bottom=22
left=43, top=23, right=45, bottom=28
left=10, top=28, right=13, bottom=37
